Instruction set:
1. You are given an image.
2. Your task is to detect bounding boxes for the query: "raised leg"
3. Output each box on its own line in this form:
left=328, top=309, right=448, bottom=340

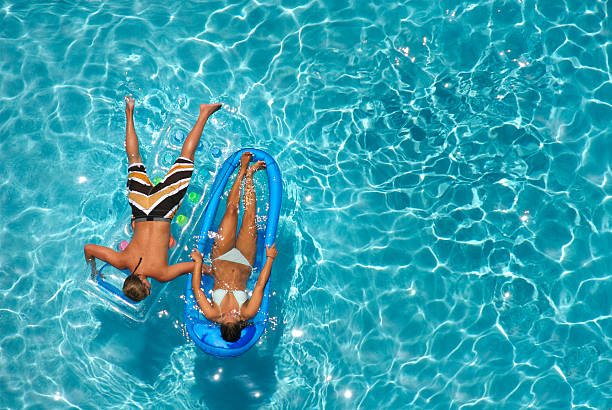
left=180, top=103, right=222, bottom=161
left=125, top=96, right=142, bottom=164
left=211, top=152, right=252, bottom=259
left=236, top=161, right=266, bottom=266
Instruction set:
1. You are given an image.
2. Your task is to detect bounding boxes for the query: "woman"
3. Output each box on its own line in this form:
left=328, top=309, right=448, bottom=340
left=190, top=151, right=278, bottom=343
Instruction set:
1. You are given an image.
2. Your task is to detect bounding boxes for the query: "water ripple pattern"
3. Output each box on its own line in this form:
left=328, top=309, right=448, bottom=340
left=0, top=0, right=611, bottom=408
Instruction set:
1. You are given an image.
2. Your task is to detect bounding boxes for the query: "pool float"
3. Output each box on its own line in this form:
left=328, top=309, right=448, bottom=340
left=184, top=148, right=282, bottom=357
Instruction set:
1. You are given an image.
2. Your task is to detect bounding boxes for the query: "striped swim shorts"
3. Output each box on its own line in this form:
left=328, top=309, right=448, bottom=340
left=127, top=157, right=194, bottom=222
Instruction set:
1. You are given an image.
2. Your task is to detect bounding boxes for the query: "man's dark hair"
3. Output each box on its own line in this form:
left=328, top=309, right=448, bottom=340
left=220, top=321, right=248, bottom=343
left=123, top=275, right=148, bottom=302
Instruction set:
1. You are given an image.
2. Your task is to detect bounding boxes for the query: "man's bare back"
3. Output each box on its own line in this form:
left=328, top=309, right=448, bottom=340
left=86, top=221, right=187, bottom=279
left=127, top=221, right=174, bottom=278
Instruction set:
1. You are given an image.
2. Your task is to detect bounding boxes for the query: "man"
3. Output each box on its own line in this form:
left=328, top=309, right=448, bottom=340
left=84, top=96, right=222, bottom=301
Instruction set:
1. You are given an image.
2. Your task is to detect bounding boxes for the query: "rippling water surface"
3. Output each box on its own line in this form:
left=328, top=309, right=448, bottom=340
left=1, top=0, right=611, bottom=408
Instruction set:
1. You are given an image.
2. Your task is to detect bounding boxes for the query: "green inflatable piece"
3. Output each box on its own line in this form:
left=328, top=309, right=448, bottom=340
left=188, top=192, right=200, bottom=203
left=176, top=215, right=187, bottom=226
left=153, top=176, right=163, bottom=186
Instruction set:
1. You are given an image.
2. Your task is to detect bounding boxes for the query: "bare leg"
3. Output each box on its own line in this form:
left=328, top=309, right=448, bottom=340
left=236, top=161, right=266, bottom=265
left=125, top=96, right=142, bottom=164
left=211, top=152, right=252, bottom=259
left=180, top=103, right=222, bottom=161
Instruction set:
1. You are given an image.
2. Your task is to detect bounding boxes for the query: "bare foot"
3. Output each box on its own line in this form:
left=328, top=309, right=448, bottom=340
left=239, top=151, right=253, bottom=172
left=200, top=103, right=222, bottom=116
left=125, top=96, right=135, bottom=113
left=247, top=160, right=266, bottom=176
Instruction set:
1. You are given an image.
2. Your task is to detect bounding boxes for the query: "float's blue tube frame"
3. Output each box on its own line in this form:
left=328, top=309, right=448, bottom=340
left=184, top=148, right=282, bottom=357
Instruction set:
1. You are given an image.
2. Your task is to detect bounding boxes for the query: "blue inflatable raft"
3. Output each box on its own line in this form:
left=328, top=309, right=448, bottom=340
left=184, top=148, right=282, bottom=357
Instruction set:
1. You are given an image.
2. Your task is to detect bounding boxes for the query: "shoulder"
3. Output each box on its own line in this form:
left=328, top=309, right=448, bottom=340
left=241, top=297, right=260, bottom=320
left=149, top=267, right=172, bottom=282
left=199, top=297, right=219, bottom=321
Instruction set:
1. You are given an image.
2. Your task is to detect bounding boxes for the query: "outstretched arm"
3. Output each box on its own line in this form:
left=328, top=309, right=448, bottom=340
left=159, top=261, right=196, bottom=282
left=159, top=257, right=213, bottom=282
left=189, top=249, right=216, bottom=319
left=242, top=244, right=277, bottom=319
left=84, top=244, right=128, bottom=270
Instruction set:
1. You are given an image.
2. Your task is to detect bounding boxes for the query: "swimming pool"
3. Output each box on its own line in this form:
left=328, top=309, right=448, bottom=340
left=1, top=0, right=611, bottom=408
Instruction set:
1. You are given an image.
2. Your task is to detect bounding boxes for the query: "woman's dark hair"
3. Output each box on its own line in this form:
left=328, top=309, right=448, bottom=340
left=123, top=275, right=148, bottom=302
left=220, top=321, right=251, bottom=342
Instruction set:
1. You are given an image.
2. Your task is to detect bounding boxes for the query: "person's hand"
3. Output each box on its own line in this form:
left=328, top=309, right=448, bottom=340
left=190, top=249, right=203, bottom=263
left=266, top=243, right=278, bottom=259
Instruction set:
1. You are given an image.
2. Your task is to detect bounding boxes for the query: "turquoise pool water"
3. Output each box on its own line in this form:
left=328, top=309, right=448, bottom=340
left=1, top=0, right=611, bottom=408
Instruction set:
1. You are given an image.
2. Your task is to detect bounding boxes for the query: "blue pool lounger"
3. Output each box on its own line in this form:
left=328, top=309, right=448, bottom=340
left=184, top=148, right=282, bottom=357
